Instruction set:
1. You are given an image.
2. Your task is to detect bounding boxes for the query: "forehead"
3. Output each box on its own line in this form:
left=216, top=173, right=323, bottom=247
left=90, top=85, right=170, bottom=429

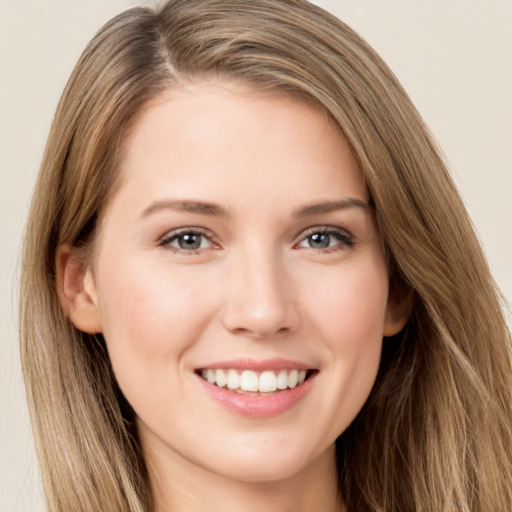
left=107, top=80, right=367, bottom=221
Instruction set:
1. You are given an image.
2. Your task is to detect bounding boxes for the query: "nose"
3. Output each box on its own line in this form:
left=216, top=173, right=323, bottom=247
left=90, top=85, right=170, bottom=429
left=221, top=247, right=300, bottom=339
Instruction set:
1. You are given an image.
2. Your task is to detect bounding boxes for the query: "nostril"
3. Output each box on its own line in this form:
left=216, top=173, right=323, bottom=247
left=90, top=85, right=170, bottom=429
left=221, top=301, right=300, bottom=339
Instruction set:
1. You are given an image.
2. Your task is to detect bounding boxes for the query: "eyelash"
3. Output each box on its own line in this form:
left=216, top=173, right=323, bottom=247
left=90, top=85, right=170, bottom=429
left=159, top=226, right=355, bottom=255
left=295, top=226, right=355, bottom=252
left=159, top=228, right=217, bottom=255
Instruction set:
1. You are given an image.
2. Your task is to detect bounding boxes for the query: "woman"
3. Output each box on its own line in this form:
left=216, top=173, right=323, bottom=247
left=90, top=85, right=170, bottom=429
left=19, top=0, right=512, bottom=511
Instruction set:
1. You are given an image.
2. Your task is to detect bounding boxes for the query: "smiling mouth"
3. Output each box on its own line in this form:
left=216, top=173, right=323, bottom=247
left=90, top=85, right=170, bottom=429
left=196, top=368, right=316, bottom=394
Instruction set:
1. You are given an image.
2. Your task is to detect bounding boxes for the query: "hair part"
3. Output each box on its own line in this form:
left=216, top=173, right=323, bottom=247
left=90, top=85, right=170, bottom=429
left=20, top=1, right=512, bottom=511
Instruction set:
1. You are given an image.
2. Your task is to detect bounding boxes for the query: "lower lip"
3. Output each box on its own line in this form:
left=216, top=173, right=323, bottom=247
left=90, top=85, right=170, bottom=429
left=196, top=373, right=316, bottom=418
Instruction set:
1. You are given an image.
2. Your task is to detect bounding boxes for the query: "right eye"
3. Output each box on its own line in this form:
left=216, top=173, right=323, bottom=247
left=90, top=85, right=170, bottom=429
left=160, top=229, right=214, bottom=254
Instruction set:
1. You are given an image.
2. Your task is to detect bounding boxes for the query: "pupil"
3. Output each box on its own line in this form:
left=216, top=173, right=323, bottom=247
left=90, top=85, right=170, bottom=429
left=309, top=233, right=329, bottom=248
left=179, top=233, right=201, bottom=250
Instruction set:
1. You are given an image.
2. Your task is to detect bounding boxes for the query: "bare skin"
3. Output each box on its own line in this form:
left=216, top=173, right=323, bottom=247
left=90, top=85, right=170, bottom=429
left=59, top=80, right=408, bottom=512
left=146, top=439, right=343, bottom=512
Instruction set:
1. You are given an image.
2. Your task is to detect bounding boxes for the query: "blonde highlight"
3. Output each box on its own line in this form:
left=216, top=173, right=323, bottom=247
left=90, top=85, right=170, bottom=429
left=20, top=1, right=512, bottom=510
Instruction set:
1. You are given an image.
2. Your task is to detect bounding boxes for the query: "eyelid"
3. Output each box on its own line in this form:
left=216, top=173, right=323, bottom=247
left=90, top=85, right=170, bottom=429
left=295, top=225, right=355, bottom=249
left=157, top=225, right=355, bottom=254
left=159, top=226, right=219, bottom=252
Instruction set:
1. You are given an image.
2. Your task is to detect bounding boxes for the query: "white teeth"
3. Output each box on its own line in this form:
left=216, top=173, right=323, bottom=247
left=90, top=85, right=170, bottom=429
left=240, top=370, right=259, bottom=392
left=259, top=371, right=277, bottom=392
left=288, top=369, right=299, bottom=388
left=226, top=369, right=240, bottom=389
left=216, top=369, right=227, bottom=388
left=200, top=368, right=310, bottom=392
left=276, top=369, right=288, bottom=390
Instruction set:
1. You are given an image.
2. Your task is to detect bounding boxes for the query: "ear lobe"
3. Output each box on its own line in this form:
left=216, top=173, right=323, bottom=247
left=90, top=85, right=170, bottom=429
left=383, top=289, right=414, bottom=337
left=56, top=244, right=103, bottom=334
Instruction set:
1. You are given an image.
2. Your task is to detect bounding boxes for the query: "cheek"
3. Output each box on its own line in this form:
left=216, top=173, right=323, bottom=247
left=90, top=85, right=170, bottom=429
left=300, top=263, right=388, bottom=428
left=302, top=262, right=389, bottom=347
left=94, top=254, right=219, bottom=379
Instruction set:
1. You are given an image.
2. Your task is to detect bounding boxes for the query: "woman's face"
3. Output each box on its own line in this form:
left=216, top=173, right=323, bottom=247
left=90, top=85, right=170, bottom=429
left=78, top=81, right=405, bottom=484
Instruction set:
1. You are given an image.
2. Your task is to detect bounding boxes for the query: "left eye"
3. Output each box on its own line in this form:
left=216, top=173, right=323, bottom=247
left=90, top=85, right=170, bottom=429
left=297, top=229, right=353, bottom=250
left=161, top=231, right=212, bottom=251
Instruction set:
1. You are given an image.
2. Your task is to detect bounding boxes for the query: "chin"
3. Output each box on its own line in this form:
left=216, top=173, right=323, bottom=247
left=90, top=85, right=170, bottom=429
left=199, top=438, right=333, bottom=484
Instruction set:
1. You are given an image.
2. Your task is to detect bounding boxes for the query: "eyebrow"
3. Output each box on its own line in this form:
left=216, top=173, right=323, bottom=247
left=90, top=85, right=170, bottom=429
left=139, top=197, right=370, bottom=219
left=140, top=199, right=229, bottom=218
left=293, top=198, right=371, bottom=218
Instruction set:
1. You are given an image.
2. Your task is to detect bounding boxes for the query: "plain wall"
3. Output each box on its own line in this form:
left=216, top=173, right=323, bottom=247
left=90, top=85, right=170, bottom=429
left=1, top=1, right=510, bottom=510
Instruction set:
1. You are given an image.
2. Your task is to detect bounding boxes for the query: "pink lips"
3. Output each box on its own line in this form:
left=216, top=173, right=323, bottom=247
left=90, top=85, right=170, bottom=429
left=199, top=358, right=311, bottom=371
left=195, top=358, right=316, bottom=418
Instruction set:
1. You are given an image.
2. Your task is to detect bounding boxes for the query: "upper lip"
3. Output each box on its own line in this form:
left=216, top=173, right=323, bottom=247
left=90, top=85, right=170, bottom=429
left=197, top=358, right=314, bottom=371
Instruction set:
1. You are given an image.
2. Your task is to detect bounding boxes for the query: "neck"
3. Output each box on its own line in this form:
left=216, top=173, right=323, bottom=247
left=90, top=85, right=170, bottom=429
left=145, top=441, right=344, bottom=512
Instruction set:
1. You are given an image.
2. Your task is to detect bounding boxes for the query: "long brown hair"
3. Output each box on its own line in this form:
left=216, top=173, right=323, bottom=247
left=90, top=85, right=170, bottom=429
left=20, top=1, right=512, bottom=510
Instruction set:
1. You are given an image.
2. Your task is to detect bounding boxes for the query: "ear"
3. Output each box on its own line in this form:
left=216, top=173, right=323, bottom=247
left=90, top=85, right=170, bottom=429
left=383, top=288, right=413, bottom=337
left=56, top=244, right=103, bottom=334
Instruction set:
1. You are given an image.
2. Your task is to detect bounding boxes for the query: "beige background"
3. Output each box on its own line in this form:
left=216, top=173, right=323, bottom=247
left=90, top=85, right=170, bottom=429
left=1, top=1, right=510, bottom=510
